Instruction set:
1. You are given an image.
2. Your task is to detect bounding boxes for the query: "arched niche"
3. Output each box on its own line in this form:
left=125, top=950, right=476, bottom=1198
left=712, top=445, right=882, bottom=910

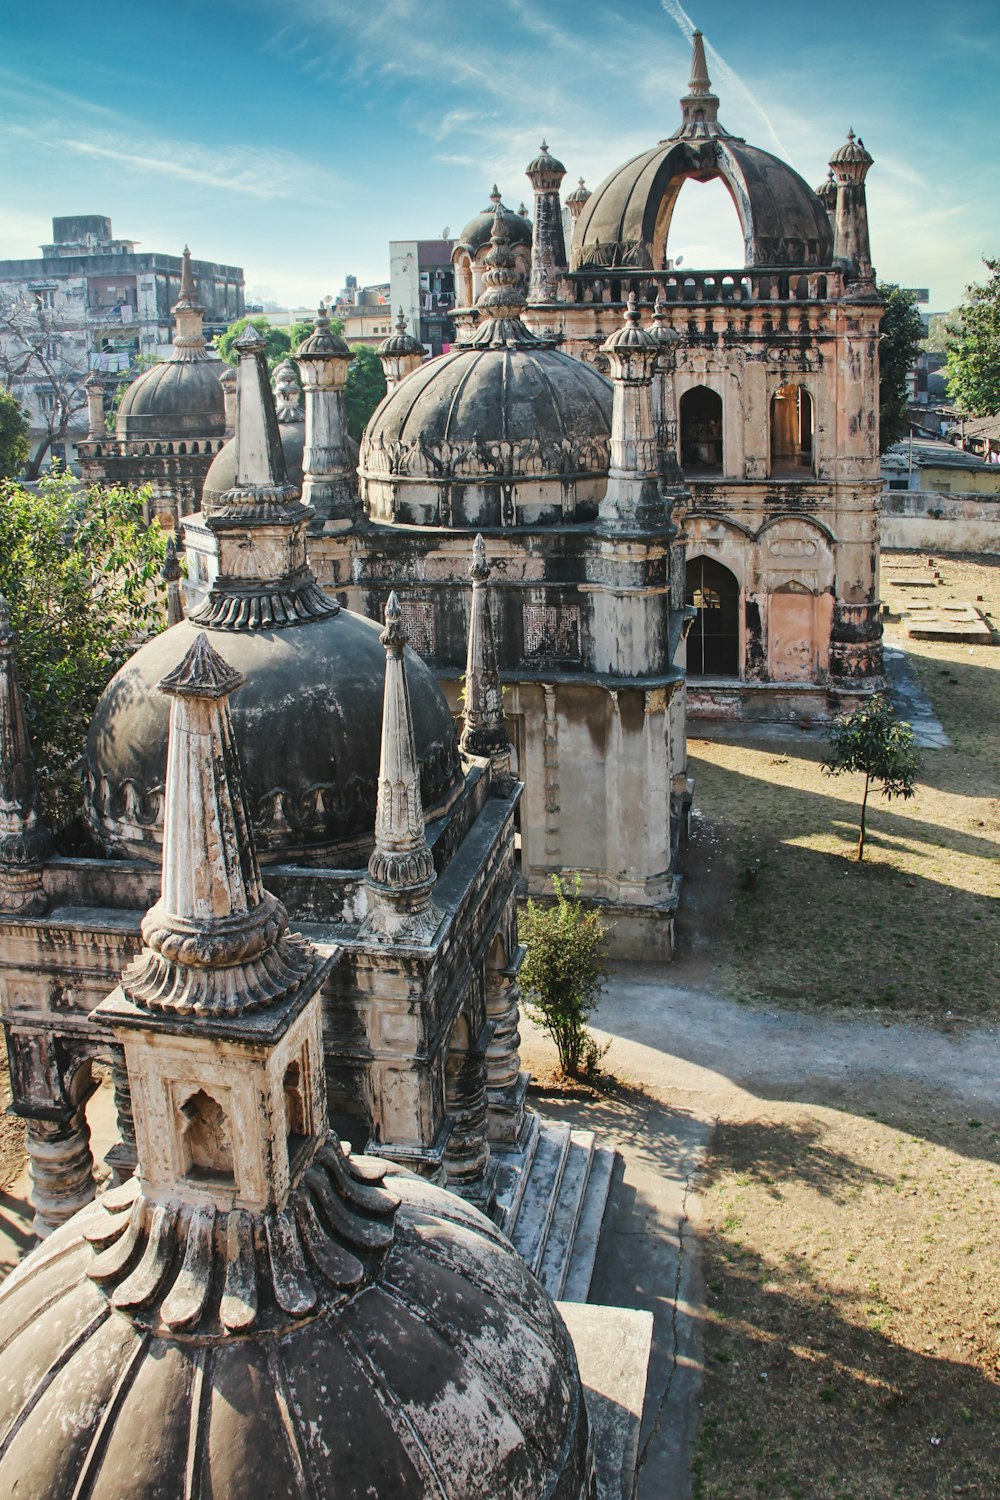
left=179, top=1088, right=234, bottom=1184
left=454, top=253, right=473, bottom=309
left=770, top=384, right=814, bottom=476
left=686, top=556, right=740, bottom=676
left=680, top=386, right=724, bottom=474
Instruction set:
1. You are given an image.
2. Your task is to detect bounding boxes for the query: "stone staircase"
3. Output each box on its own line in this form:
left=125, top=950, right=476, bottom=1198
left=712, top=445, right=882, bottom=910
left=494, top=1119, right=616, bottom=1302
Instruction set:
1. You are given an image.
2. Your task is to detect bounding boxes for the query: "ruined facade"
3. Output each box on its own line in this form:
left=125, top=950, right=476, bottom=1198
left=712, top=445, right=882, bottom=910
left=487, top=32, right=885, bottom=719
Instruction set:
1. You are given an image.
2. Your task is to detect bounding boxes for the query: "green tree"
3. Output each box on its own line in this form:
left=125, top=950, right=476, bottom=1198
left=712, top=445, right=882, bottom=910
left=216, top=316, right=291, bottom=370
left=0, top=472, right=168, bottom=829
left=0, top=387, right=29, bottom=479
left=519, top=874, right=609, bottom=1078
left=923, top=307, right=962, bottom=356
left=945, top=257, right=1000, bottom=415
left=288, top=316, right=346, bottom=351
left=823, top=695, right=921, bottom=862
left=878, top=283, right=925, bottom=451
left=345, top=344, right=387, bottom=442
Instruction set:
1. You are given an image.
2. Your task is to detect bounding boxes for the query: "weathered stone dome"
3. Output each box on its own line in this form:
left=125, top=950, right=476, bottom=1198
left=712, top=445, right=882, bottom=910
left=115, top=357, right=227, bottom=440
left=359, top=343, right=612, bottom=527
left=0, top=1157, right=592, bottom=1498
left=84, top=612, right=462, bottom=865
left=457, top=197, right=532, bottom=255
left=202, top=416, right=307, bottom=510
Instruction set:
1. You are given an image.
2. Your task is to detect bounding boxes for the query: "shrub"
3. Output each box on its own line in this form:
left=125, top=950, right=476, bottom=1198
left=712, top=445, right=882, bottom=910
left=519, top=874, right=609, bottom=1078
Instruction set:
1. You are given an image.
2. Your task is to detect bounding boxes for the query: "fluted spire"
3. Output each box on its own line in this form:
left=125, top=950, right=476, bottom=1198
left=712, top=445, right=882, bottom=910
left=526, top=140, right=568, bottom=303
left=170, top=245, right=209, bottom=360
left=364, top=594, right=440, bottom=944
left=470, top=209, right=551, bottom=350
left=161, top=534, right=185, bottom=627
left=120, top=634, right=324, bottom=1015
left=191, top=327, right=337, bottom=629
left=460, top=537, right=513, bottom=797
left=668, top=28, right=736, bottom=142
left=0, top=598, right=51, bottom=914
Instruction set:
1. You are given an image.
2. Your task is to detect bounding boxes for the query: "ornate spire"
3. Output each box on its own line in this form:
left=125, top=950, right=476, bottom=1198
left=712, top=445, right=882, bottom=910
left=526, top=140, right=568, bottom=303
left=566, top=177, right=592, bottom=222
left=120, top=634, right=325, bottom=1016
left=0, top=598, right=51, bottom=914
left=169, top=245, right=209, bottom=361
left=161, top=534, right=185, bottom=627
left=377, top=308, right=425, bottom=390
left=364, top=594, right=440, bottom=944
left=470, top=209, right=551, bottom=350
left=829, top=129, right=875, bottom=285
left=668, top=29, right=737, bottom=142
left=460, top=537, right=513, bottom=797
left=649, top=287, right=680, bottom=349
left=598, top=295, right=667, bottom=531
left=191, top=326, right=337, bottom=628
left=272, top=358, right=304, bottom=423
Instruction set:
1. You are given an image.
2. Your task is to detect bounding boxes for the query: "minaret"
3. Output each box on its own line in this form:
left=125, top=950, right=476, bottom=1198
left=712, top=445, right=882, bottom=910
left=598, top=293, right=665, bottom=531
left=830, top=129, right=875, bottom=285
left=525, top=141, right=567, bottom=303
left=566, top=178, right=592, bottom=224
left=161, top=534, right=185, bottom=627
left=83, top=367, right=106, bottom=438
left=170, top=245, right=211, bottom=361
left=293, top=305, right=355, bottom=529
left=377, top=308, right=425, bottom=391
left=272, top=358, right=305, bottom=424
left=219, top=362, right=237, bottom=435
left=0, top=598, right=51, bottom=916
left=191, top=325, right=337, bottom=630
left=363, top=593, right=441, bottom=944
left=459, top=535, right=513, bottom=797
left=649, top=288, right=683, bottom=479
left=816, top=168, right=838, bottom=231
left=93, top=631, right=397, bottom=1312
left=668, top=28, right=736, bottom=142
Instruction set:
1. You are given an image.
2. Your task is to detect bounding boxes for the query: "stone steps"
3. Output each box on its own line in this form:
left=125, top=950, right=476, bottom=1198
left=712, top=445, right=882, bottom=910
left=505, top=1122, right=616, bottom=1303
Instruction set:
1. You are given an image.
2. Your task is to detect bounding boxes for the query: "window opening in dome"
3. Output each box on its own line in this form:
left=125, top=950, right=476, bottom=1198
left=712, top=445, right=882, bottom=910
left=180, top=1088, right=235, bottom=1184
left=680, top=386, right=724, bottom=474
left=662, top=176, right=746, bottom=271
left=770, top=384, right=814, bottom=476
left=283, top=1058, right=310, bottom=1168
left=686, top=556, right=740, bottom=676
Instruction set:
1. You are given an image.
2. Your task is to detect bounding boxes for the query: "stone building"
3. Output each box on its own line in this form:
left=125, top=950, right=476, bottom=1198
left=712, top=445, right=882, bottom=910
left=0, top=626, right=621, bottom=1498
left=505, top=31, right=885, bottom=718
left=0, top=217, right=242, bottom=472
left=76, top=248, right=229, bottom=524
left=0, top=329, right=613, bottom=1306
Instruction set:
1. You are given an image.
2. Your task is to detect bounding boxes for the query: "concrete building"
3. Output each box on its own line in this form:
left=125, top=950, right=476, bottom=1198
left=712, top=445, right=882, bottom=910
left=389, top=238, right=457, bottom=355
left=0, top=216, right=243, bottom=472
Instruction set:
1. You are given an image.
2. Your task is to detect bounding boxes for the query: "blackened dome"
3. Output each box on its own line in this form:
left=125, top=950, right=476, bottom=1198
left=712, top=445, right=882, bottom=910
left=84, top=610, right=462, bottom=865
left=115, top=358, right=227, bottom=440
left=0, top=1157, right=593, bottom=1498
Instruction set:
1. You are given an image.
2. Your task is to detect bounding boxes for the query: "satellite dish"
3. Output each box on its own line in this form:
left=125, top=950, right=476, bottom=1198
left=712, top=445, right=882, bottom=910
left=441, top=226, right=451, bottom=238
left=675, top=255, right=685, bottom=267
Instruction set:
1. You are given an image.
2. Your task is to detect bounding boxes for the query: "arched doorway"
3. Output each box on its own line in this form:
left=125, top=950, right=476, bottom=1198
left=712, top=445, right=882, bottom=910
left=680, top=386, right=724, bottom=473
left=770, top=385, right=814, bottom=475
left=686, top=556, right=740, bottom=676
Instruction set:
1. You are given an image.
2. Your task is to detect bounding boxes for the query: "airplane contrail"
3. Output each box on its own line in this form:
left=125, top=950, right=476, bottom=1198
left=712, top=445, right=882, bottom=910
left=658, top=0, right=794, bottom=165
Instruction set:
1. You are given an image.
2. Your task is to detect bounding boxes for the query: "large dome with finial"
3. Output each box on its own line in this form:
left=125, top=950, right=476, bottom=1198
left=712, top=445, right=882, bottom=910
left=360, top=209, right=613, bottom=528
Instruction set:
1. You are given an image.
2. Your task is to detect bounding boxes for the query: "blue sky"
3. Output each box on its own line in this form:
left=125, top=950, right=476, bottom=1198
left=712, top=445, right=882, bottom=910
left=1, top=0, right=997, bottom=310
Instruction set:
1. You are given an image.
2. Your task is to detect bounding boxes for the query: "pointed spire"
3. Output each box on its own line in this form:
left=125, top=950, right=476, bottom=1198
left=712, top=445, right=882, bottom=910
left=228, top=327, right=300, bottom=507
left=120, top=633, right=323, bottom=1015
left=170, top=245, right=209, bottom=360
left=471, top=208, right=551, bottom=351
left=668, top=27, right=736, bottom=142
left=364, top=594, right=440, bottom=944
left=0, top=597, right=51, bottom=914
left=161, top=534, right=185, bottom=627
left=460, top=537, right=513, bottom=797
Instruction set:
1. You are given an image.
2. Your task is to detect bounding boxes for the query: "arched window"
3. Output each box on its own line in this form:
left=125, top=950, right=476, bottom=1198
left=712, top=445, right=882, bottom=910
left=680, top=386, right=724, bottom=473
left=686, top=556, right=740, bottom=676
left=180, top=1089, right=234, bottom=1183
left=456, top=255, right=473, bottom=308
left=770, top=385, right=814, bottom=475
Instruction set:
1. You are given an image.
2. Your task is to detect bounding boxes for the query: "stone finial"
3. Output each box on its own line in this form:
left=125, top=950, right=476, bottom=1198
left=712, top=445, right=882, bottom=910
left=377, top=308, right=425, bottom=390
left=0, top=597, right=51, bottom=914
left=161, top=534, right=185, bottom=627
left=459, top=537, right=513, bottom=797
left=598, top=296, right=665, bottom=530
left=830, top=127, right=874, bottom=181
left=526, top=140, right=566, bottom=190
left=649, top=287, right=680, bottom=351
left=272, top=358, right=304, bottom=423
left=226, top=327, right=301, bottom=508
left=295, top=303, right=351, bottom=360
left=83, top=367, right=106, bottom=437
left=469, top=209, right=551, bottom=353
left=293, top=306, right=355, bottom=528
left=120, top=633, right=322, bottom=1015
left=668, top=27, right=735, bottom=142
left=566, top=177, right=592, bottom=222
left=170, top=246, right=209, bottom=359
left=364, top=594, right=441, bottom=944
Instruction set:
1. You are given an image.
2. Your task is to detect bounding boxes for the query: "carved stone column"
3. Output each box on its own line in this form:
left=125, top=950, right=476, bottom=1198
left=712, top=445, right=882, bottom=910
left=485, top=956, right=529, bottom=1147
left=105, top=1046, right=138, bottom=1183
left=26, top=1111, right=96, bottom=1238
left=444, top=1023, right=491, bottom=1198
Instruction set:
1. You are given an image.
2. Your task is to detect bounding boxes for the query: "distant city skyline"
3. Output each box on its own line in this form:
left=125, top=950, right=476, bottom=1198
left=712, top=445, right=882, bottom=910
left=1, top=0, right=996, bottom=311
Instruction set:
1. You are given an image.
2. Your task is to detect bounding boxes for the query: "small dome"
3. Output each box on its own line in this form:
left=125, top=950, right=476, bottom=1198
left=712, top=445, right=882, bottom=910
left=566, top=177, right=592, bottom=207
left=84, top=612, right=462, bottom=864
left=378, top=308, right=425, bottom=358
left=830, top=128, right=873, bottom=169
left=296, top=305, right=351, bottom=360
left=457, top=193, right=532, bottom=254
left=116, top=358, right=226, bottom=440
left=359, top=343, right=612, bottom=527
left=0, top=1159, right=592, bottom=1498
left=526, top=140, right=566, bottom=178
left=815, top=168, right=838, bottom=209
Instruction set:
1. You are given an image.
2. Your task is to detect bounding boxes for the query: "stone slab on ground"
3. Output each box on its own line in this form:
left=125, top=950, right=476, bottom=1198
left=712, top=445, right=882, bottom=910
left=905, top=599, right=993, bottom=643
left=560, top=1301, right=654, bottom=1500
